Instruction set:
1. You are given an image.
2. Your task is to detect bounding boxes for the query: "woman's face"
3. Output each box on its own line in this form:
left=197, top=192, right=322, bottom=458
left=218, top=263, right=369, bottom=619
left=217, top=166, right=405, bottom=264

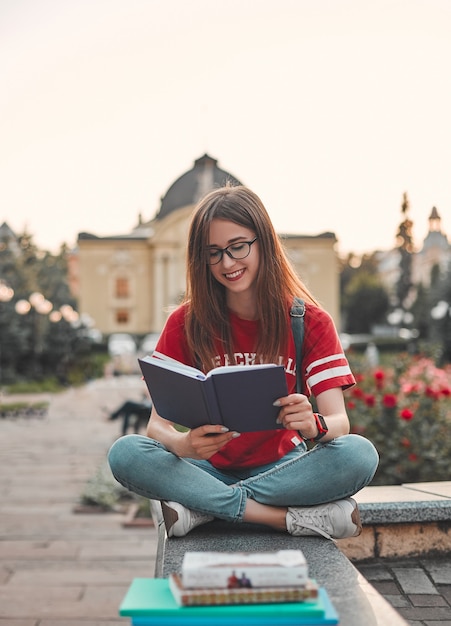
left=207, top=219, right=260, bottom=300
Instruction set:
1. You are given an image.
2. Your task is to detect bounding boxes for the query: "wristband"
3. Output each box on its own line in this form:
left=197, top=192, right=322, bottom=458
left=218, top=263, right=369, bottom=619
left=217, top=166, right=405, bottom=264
left=312, top=413, right=328, bottom=441
left=297, top=413, right=328, bottom=442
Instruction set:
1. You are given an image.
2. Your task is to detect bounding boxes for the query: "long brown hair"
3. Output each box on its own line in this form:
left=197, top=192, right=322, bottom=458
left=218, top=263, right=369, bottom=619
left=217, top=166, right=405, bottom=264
left=185, top=184, right=319, bottom=371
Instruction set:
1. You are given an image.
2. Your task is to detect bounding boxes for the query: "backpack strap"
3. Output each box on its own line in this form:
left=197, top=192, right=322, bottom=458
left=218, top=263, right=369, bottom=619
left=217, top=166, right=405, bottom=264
left=290, top=297, right=305, bottom=393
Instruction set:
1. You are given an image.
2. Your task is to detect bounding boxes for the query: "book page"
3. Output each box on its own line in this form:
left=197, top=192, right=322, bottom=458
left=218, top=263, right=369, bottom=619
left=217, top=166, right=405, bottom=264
left=149, top=352, right=206, bottom=380
left=208, top=363, right=281, bottom=376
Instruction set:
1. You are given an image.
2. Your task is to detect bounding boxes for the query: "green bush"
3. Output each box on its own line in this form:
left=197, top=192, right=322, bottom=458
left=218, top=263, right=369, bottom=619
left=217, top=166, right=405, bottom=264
left=6, top=378, right=63, bottom=394
left=67, top=353, right=110, bottom=385
left=345, top=353, right=451, bottom=485
left=80, top=462, right=133, bottom=510
left=0, top=400, right=49, bottom=418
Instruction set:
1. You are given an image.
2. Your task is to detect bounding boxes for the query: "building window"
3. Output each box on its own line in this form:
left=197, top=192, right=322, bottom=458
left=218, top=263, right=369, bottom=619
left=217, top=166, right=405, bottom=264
left=116, top=277, right=129, bottom=299
left=116, top=310, right=129, bottom=324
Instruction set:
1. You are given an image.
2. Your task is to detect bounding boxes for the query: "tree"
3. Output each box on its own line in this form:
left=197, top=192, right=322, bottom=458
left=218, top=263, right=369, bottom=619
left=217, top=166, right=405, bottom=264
left=343, top=272, right=390, bottom=334
left=395, top=192, right=414, bottom=308
left=429, top=264, right=451, bottom=364
left=339, top=252, right=380, bottom=295
left=410, top=283, right=431, bottom=340
left=340, top=253, right=388, bottom=333
left=0, top=229, right=91, bottom=384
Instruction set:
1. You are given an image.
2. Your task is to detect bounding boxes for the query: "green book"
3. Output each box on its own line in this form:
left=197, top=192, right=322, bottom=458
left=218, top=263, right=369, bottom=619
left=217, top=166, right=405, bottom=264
left=119, top=578, right=327, bottom=622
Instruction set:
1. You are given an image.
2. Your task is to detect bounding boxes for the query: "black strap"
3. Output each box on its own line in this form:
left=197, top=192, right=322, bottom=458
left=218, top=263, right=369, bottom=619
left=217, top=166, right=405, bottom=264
left=290, top=297, right=305, bottom=393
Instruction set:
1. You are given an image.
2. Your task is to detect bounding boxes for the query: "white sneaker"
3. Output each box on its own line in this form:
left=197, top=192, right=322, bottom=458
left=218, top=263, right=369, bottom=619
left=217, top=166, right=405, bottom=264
left=286, top=498, right=362, bottom=540
left=161, top=501, right=214, bottom=537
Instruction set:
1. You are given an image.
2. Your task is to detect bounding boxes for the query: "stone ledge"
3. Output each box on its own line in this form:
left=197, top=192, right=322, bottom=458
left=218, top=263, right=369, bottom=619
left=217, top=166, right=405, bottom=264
left=149, top=484, right=451, bottom=624
left=359, top=499, right=451, bottom=524
left=149, top=502, right=408, bottom=626
left=338, top=481, right=451, bottom=561
left=338, top=520, right=451, bottom=561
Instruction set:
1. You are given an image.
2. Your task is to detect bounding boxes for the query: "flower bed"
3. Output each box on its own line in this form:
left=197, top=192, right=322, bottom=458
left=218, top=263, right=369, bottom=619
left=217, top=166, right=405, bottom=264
left=345, top=354, right=451, bottom=485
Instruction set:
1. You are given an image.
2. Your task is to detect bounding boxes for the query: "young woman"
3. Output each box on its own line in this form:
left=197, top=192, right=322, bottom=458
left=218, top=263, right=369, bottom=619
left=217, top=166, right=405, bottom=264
left=108, top=185, right=378, bottom=539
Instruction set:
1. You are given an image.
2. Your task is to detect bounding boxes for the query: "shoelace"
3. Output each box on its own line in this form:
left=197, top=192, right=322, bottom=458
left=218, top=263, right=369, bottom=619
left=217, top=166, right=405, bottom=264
left=189, top=509, right=211, bottom=526
left=290, top=509, right=335, bottom=541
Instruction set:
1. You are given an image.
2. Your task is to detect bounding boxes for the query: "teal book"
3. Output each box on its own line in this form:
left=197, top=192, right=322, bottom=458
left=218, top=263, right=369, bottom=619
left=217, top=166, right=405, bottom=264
left=119, top=578, right=339, bottom=625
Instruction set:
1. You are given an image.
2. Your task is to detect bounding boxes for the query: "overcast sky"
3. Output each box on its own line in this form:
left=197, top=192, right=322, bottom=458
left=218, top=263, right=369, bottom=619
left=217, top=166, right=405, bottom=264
left=1, top=0, right=450, bottom=256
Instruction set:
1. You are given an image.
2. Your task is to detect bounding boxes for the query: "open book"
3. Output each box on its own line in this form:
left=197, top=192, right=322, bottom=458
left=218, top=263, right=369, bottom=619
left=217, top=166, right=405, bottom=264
left=138, top=352, right=288, bottom=432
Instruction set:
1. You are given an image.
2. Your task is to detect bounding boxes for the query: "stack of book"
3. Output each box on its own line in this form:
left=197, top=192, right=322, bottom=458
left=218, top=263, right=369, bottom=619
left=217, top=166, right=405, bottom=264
left=119, top=550, right=339, bottom=625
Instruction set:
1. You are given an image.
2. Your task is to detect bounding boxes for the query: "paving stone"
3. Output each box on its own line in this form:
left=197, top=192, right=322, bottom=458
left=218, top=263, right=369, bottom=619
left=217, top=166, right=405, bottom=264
left=357, top=563, right=394, bottom=581
left=78, top=538, right=156, bottom=560
left=371, top=580, right=401, bottom=595
left=10, top=565, right=154, bottom=586
left=0, top=595, right=122, bottom=620
left=398, top=607, right=451, bottom=621
left=425, top=560, right=451, bottom=585
left=0, top=540, right=79, bottom=559
left=1, top=559, right=153, bottom=576
left=0, top=617, right=37, bottom=626
left=393, top=567, right=438, bottom=595
left=0, top=567, right=12, bottom=585
left=440, top=586, right=451, bottom=603
left=409, top=594, right=449, bottom=606
left=385, top=594, right=412, bottom=608
left=0, top=586, right=82, bottom=618
left=38, top=617, right=125, bottom=626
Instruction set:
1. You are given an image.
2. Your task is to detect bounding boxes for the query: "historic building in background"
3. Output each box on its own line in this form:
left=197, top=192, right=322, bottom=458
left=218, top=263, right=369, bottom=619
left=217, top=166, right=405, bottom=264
left=76, top=155, right=340, bottom=337
left=376, top=206, right=451, bottom=298
left=413, top=206, right=450, bottom=286
left=3, top=157, right=450, bottom=341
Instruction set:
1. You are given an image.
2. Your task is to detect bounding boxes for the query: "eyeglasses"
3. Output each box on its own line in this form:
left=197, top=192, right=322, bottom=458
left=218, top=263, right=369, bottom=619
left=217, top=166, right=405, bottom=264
left=207, top=237, right=258, bottom=265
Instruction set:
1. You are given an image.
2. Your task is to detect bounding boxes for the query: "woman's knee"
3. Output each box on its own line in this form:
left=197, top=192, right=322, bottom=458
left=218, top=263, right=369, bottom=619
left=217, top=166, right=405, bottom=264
left=328, top=434, right=378, bottom=472
left=343, top=433, right=379, bottom=480
left=107, top=434, right=141, bottom=476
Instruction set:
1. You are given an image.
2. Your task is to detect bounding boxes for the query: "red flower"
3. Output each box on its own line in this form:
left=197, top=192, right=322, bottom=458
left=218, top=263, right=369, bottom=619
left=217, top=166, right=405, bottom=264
left=347, top=400, right=356, bottom=410
left=382, top=394, right=397, bottom=408
left=400, top=408, right=414, bottom=421
left=425, top=386, right=439, bottom=400
left=374, top=370, right=385, bottom=389
left=441, top=387, right=451, bottom=397
left=351, top=387, right=365, bottom=399
left=400, top=437, right=411, bottom=447
left=408, top=453, right=419, bottom=462
left=365, top=394, right=375, bottom=407
left=402, top=383, right=420, bottom=395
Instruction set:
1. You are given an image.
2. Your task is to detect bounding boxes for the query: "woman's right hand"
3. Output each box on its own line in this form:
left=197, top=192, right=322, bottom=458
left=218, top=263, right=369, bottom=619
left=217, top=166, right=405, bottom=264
left=179, top=425, right=240, bottom=460
left=147, top=408, right=240, bottom=459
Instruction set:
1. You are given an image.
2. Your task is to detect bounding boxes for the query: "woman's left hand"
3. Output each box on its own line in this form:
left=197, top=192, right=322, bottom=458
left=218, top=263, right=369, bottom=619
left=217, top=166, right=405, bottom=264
left=275, top=393, right=318, bottom=439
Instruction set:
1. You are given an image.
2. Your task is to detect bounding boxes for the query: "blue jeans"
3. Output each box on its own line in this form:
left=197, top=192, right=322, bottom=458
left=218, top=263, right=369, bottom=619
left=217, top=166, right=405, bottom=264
left=108, top=434, right=378, bottom=522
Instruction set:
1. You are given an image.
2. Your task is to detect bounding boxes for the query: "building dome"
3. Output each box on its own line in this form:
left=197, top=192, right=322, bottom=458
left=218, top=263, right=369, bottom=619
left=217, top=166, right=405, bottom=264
left=155, top=154, right=242, bottom=220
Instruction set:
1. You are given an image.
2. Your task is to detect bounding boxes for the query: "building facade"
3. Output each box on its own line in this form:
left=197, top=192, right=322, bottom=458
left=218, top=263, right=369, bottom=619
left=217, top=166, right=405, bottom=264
left=413, top=207, right=451, bottom=287
left=76, top=154, right=341, bottom=337
left=376, top=206, right=451, bottom=299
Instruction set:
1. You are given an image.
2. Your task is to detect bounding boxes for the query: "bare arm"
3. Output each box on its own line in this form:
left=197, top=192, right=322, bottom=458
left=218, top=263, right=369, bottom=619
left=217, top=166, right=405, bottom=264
left=146, top=405, right=240, bottom=460
left=275, top=387, right=350, bottom=442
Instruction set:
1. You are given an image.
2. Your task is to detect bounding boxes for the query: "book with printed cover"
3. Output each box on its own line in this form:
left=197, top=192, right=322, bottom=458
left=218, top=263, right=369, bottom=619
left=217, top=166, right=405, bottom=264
left=138, top=351, right=288, bottom=432
left=181, top=550, right=309, bottom=589
left=168, top=572, right=319, bottom=607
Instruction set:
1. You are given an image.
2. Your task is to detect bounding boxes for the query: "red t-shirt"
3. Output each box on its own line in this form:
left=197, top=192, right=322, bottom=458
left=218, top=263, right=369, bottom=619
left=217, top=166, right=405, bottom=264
left=154, top=302, right=355, bottom=469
